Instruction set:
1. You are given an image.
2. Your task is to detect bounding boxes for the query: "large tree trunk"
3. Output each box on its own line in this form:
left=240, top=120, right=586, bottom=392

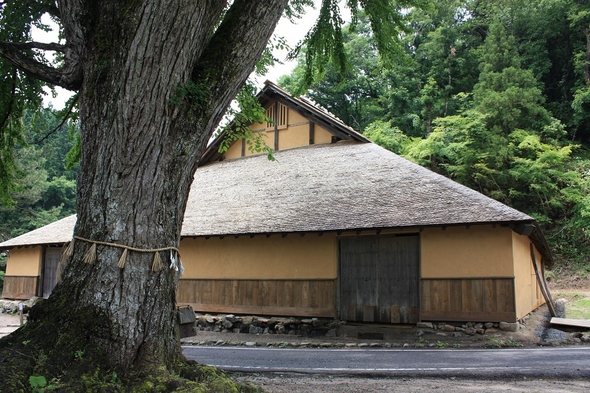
left=0, top=0, right=288, bottom=389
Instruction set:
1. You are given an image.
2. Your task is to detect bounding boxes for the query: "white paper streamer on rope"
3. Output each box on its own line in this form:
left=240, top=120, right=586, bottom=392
left=170, top=250, right=184, bottom=277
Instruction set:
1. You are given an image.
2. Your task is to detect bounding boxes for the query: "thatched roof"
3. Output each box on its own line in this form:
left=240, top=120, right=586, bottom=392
left=0, top=214, right=76, bottom=249
left=0, top=140, right=552, bottom=265
left=185, top=141, right=533, bottom=235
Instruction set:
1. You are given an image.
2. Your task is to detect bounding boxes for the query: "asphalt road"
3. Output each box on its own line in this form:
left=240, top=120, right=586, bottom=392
left=183, top=345, right=590, bottom=379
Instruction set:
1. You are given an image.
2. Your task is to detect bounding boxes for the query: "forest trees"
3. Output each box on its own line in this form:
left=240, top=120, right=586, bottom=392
left=0, top=1, right=423, bottom=391
left=281, top=0, right=590, bottom=261
left=411, top=21, right=574, bottom=217
left=0, top=109, right=77, bottom=241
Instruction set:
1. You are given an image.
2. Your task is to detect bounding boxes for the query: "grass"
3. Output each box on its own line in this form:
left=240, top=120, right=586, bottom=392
left=554, top=291, right=590, bottom=319
left=566, top=298, right=590, bottom=319
left=487, top=337, right=522, bottom=348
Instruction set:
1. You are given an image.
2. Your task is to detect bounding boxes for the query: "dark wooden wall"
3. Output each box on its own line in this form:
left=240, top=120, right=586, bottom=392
left=177, top=279, right=336, bottom=317
left=2, top=276, right=38, bottom=300
left=420, top=277, right=516, bottom=322
left=340, top=235, right=420, bottom=324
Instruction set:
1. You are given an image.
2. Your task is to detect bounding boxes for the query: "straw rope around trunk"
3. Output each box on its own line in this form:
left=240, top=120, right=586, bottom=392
left=57, top=236, right=183, bottom=282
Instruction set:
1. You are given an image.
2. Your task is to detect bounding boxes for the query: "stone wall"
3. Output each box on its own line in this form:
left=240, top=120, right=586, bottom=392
left=195, top=314, right=341, bottom=337
left=194, top=313, right=529, bottom=337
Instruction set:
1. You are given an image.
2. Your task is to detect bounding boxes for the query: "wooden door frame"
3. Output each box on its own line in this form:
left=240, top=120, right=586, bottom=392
left=40, top=246, right=62, bottom=299
left=37, top=246, right=47, bottom=297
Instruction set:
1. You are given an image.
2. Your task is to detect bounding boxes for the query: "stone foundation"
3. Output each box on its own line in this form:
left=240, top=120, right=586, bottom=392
left=417, top=320, right=521, bottom=334
left=195, top=314, right=342, bottom=337
left=194, top=313, right=525, bottom=337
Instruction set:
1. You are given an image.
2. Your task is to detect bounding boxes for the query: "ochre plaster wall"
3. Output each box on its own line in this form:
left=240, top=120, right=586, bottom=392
left=220, top=103, right=338, bottom=159
left=279, top=124, right=309, bottom=150
left=421, top=226, right=514, bottom=278
left=180, top=234, right=337, bottom=279
left=314, top=125, right=333, bottom=144
left=223, top=140, right=242, bottom=159
left=288, top=107, right=307, bottom=125
left=512, top=232, right=545, bottom=318
left=5, top=247, right=43, bottom=276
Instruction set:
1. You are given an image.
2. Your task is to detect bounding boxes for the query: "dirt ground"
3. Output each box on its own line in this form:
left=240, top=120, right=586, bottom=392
left=0, top=311, right=23, bottom=338
left=546, top=260, right=590, bottom=292
left=233, top=374, right=590, bottom=393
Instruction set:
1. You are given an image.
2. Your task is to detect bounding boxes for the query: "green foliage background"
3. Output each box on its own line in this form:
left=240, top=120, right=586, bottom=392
left=0, top=108, right=77, bottom=292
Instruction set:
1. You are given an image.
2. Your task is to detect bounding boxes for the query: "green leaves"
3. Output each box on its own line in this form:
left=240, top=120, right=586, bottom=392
left=364, top=120, right=411, bottom=154
left=29, top=375, right=47, bottom=393
left=289, top=0, right=424, bottom=89
left=218, top=82, right=275, bottom=160
left=290, top=0, right=348, bottom=86
left=280, top=12, right=388, bottom=131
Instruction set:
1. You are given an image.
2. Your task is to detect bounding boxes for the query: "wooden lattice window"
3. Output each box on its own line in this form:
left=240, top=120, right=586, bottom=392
left=264, top=102, right=288, bottom=131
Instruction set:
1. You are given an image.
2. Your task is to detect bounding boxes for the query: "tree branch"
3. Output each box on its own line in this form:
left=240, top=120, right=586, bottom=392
left=0, top=67, right=17, bottom=132
left=4, top=41, right=66, bottom=52
left=54, top=0, right=90, bottom=91
left=192, top=0, right=289, bottom=127
left=32, top=93, right=78, bottom=145
left=34, top=0, right=61, bottom=19
left=0, top=41, right=80, bottom=90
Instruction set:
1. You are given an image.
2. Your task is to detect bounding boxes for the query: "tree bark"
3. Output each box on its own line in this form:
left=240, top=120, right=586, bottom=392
left=0, top=0, right=288, bottom=388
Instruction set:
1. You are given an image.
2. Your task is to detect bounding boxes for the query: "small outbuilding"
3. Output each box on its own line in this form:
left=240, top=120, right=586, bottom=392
left=1, top=81, right=554, bottom=324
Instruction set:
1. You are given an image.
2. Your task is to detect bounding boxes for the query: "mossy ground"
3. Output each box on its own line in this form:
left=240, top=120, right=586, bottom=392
left=24, top=362, right=263, bottom=392
left=2, top=339, right=264, bottom=393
